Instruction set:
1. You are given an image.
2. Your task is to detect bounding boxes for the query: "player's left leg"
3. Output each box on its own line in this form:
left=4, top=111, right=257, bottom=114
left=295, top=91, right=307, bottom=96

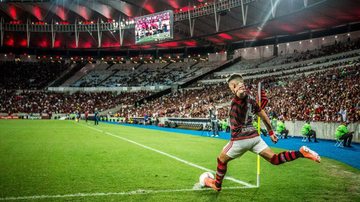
left=259, top=146, right=320, bottom=164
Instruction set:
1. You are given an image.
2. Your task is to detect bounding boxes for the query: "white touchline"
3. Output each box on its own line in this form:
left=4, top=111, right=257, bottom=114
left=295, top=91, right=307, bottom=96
left=82, top=124, right=256, bottom=188
left=0, top=186, right=252, bottom=201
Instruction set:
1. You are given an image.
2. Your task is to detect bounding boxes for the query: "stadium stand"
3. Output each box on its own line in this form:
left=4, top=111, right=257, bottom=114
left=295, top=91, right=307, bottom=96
left=0, top=61, right=70, bottom=89
left=121, top=56, right=359, bottom=123
left=0, top=91, right=151, bottom=114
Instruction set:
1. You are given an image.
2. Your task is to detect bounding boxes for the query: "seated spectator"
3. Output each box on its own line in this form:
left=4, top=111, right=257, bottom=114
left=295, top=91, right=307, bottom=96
left=335, top=121, right=354, bottom=147
left=220, top=119, right=230, bottom=133
left=301, top=120, right=318, bottom=142
left=276, top=118, right=289, bottom=139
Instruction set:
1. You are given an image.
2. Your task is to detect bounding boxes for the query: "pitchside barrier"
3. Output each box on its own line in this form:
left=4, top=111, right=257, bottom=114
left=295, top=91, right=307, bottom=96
left=1, top=113, right=358, bottom=142
left=157, top=117, right=359, bottom=143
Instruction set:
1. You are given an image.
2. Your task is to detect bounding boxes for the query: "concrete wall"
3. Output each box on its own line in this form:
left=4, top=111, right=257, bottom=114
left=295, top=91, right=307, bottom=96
left=234, top=30, right=360, bottom=59
left=284, top=121, right=359, bottom=142
left=236, top=45, right=274, bottom=60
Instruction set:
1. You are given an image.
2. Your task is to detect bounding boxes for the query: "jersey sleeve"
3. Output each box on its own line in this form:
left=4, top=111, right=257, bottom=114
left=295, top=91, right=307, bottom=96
left=260, top=90, right=268, bottom=109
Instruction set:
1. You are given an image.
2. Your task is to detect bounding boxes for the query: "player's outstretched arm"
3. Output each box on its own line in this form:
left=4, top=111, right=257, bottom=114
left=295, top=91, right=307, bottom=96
left=257, top=110, right=278, bottom=143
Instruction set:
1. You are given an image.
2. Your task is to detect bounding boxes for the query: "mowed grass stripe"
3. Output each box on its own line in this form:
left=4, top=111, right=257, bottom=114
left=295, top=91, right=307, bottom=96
left=1, top=120, right=360, bottom=202
left=0, top=120, right=223, bottom=197
left=79, top=123, right=255, bottom=187
left=86, top=122, right=360, bottom=200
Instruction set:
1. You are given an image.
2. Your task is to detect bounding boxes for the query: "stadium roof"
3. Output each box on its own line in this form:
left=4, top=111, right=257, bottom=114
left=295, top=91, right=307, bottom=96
left=0, top=0, right=360, bottom=49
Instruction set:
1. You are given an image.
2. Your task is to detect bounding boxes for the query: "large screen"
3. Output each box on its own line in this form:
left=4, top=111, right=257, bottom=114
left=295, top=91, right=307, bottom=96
left=135, top=10, right=173, bottom=44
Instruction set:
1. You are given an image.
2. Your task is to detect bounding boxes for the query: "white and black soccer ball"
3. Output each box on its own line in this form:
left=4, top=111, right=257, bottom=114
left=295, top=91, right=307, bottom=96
left=199, top=172, right=215, bottom=187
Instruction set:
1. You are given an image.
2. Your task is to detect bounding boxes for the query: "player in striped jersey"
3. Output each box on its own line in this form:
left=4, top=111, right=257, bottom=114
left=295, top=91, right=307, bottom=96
left=204, top=74, right=321, bottom=191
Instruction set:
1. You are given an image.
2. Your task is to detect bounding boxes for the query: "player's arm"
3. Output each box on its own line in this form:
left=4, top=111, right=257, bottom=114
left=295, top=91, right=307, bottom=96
left=260, top=89, right=268, bottom=110
left=257, top=109, right=278, bottom=143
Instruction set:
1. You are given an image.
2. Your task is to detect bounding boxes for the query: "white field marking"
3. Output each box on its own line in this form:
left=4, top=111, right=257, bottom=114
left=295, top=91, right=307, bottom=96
left=0, top=186, right=252, bottom=201
left=82, top=124, right=256, bottom=188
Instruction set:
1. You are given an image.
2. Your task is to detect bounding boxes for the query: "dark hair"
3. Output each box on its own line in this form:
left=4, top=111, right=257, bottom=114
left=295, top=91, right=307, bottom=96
left=226, top=73, right=244, bottom=84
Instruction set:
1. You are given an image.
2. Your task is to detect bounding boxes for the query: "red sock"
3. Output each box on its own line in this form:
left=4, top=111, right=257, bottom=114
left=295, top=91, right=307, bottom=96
left=270, top=151, right=302, bottom=165
left=215, top=158, right=227, bottom=188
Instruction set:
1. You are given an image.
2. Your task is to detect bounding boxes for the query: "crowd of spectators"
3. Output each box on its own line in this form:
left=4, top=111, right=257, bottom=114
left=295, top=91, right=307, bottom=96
left=1, top=63, right=358, bottom=123
left=0, top=61, right=70, bottom=89
left=117, top=83, right=233, bottom=119
left=120, top=64, right=359, bottom=123
left=267, top=65, right=360, bottom=122
left=0, top=91, right=151, bottom=114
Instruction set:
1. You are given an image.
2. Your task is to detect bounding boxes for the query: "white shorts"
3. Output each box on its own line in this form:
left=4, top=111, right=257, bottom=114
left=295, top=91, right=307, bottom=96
left=222, top=136, right=269, bottom=159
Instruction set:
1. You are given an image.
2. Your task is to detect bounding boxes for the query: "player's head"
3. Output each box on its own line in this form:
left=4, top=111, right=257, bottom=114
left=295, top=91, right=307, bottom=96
left=227, top=73, right=246, bottom=98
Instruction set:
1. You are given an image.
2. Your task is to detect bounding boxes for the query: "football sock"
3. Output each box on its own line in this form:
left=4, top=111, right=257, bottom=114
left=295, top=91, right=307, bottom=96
left=215, top=158, right=227, bottom=188
left=270, top=151, right=303, bottom=165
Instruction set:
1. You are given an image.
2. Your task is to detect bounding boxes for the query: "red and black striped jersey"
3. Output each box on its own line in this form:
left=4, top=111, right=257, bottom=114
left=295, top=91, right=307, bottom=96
left=229, top=94, right=261, bottom=141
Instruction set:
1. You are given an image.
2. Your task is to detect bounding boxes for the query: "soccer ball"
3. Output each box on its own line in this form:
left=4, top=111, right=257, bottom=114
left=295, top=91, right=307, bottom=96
left=199, top=172, right=215, bottom=187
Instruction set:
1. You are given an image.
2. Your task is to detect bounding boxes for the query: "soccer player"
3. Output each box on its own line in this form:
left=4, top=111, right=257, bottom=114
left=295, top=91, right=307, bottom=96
left=204, top=74, right=321, bottom=191
left=85, top=111, right=89, bottom=123
left=94, top=108, right=99, bottom=126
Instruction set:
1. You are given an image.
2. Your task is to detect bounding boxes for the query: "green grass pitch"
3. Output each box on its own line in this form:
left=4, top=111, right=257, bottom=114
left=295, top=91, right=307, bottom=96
left=0, top=120, right=359, bottom=201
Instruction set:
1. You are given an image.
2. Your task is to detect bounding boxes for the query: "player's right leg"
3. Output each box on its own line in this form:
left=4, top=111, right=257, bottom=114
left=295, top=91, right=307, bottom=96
left=205, top=140, right=250, bottom=191
left=204, top=150, right=233, bottom=192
